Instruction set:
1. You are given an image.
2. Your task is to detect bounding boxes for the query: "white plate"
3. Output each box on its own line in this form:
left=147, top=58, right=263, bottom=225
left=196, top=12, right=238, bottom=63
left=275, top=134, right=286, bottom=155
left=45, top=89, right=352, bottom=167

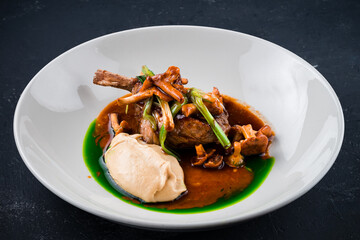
left=13, top=26, right=344, bottom=230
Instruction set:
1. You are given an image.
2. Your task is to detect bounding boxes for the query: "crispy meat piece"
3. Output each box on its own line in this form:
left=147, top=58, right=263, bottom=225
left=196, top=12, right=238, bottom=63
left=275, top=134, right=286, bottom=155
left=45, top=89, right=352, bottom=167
left=93, top=70, right=138, bottom=92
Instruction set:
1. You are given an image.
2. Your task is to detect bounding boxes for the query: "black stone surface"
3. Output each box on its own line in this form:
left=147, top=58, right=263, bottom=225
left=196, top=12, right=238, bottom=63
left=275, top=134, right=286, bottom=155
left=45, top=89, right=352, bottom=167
left=1, top=0, right=359, bottom=239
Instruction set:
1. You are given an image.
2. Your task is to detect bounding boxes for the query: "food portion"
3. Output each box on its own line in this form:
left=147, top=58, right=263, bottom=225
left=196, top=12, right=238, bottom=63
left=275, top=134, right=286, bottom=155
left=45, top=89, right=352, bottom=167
left=105, top=133, right=186, bottom=203
left=90, top=66, right=275, bottom=208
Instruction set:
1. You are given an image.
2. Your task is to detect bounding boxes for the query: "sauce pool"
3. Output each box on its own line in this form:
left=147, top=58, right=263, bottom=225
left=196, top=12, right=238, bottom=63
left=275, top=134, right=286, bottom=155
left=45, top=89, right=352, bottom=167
left=83, top=120, right=274, bottom=214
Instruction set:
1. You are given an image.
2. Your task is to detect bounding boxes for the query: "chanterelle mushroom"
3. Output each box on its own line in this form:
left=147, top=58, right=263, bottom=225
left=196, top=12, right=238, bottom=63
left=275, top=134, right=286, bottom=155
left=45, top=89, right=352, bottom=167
left=240, top=124, right=270, bottom=156
left=191, top=144, right=224, bottom=169
left=204, top=154, right=224, bottom=168
left=110, top=113, right=131, bottom=135
left=225, top=141, right=244, bottom=168
left=228, top=124, right=274, bottom=157
left=191, top=144, right=216, bottom=166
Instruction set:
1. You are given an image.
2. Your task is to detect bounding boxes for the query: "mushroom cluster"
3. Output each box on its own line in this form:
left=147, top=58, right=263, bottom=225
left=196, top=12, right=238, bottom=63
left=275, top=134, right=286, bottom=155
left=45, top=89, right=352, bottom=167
left=93, top=66, right=274, bottom=170
left=193, top=124, right=274, bottom=169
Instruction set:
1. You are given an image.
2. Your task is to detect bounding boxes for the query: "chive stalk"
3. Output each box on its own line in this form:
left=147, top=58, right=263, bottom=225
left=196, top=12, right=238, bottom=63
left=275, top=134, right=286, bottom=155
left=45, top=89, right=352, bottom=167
left=143, top=96, right=157, bottom=130
left=141, top=65, right=155, bottom=77
left=159, top=125, right=179, bottom=159
left=142, top=65, right=179, bottom=159
left=189, top=88, right=231, bottom=149
left=157, top=96, right=188, bottom=160
left=171, top=96, right=188, bottom=116
left=136, top=75, right=146, bottom=83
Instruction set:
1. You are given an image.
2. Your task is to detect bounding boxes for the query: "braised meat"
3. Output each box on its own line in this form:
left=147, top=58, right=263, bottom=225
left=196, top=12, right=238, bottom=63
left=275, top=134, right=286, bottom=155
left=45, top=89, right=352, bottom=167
left=139, top=118, right=159, bottom=145
left=93, top=70, right=138, bottom=92
left=93, top=67, right=231, bottom=148
left=167, top=112, right=230, bottom=148
left=93, top=66, right=274, bottom=168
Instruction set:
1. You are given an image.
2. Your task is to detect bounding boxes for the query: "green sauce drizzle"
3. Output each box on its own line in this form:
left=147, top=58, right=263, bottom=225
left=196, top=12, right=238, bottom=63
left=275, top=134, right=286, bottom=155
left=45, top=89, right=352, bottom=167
left=83, top=120, right=274, bottom=214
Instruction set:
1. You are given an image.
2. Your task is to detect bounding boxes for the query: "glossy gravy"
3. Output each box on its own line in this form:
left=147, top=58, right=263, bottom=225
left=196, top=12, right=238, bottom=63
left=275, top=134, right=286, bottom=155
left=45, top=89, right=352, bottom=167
left=93, top=94, right=268, bottom=210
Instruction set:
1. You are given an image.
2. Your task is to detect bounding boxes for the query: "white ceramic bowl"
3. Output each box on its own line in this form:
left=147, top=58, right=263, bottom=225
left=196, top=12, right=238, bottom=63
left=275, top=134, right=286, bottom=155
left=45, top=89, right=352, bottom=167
left=13, top=26, right=344, bottom=230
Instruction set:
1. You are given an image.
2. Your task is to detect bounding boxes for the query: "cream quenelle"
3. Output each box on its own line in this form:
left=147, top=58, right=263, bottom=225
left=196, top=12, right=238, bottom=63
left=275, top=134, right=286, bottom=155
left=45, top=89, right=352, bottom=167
left=105, top=133, right=187, bottom=203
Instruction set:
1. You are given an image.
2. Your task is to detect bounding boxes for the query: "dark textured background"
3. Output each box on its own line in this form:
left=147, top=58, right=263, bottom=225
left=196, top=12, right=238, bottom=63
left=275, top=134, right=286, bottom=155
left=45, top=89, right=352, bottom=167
left=1, top=0, right=359, bottom=239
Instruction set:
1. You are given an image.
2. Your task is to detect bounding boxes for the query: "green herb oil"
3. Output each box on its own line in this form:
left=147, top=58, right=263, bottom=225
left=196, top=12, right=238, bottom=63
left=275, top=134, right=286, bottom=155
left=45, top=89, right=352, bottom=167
left=83, top=120, right=274, bottom=214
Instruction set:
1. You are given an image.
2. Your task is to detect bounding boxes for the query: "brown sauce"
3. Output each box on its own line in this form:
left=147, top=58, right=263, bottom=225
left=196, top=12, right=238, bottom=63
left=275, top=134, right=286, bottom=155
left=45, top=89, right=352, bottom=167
left=94, top=94, right=267, bottom=210
left=223, top=95, right=265, bottom=130
left=146, top=153, right=253, bottom=209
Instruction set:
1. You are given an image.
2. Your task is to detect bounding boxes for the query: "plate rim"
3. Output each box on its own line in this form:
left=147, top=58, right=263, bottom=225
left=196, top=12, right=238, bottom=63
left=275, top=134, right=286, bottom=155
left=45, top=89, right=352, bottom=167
left=13, top=25, right=345, bottom=230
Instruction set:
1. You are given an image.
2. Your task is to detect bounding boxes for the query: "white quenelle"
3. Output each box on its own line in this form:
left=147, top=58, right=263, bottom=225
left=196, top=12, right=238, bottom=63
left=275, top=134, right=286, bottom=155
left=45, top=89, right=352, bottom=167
left=105, top=133, right=187, bottom=203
